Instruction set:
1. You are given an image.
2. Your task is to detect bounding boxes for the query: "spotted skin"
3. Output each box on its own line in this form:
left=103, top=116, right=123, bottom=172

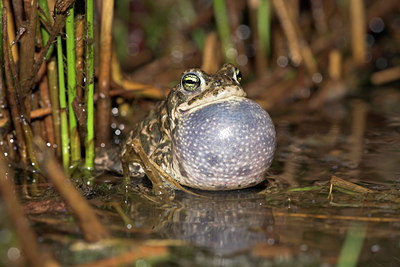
left=121, top=64, right=276, bottom=190
left=172, top=99, right=275, bottom=190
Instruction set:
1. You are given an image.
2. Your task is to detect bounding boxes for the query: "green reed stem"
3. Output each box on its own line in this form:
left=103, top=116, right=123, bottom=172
left=212, top=0, right=235, bottom=62
left=66, top=7, right=81, bottom=164
left=85, top=0, right=94, bottom=170
left=0, top=2, right=3, bottom=64
left=258, top=0, right=271, bottom=58
left=38, top=0, right=54, bottom=59
left=57, top=35, right=70, bottom=171
left=39, top=0, right=61, bottom=157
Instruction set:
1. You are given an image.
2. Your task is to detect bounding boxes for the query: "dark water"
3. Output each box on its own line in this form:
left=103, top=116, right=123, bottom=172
left=2, top=88, right=400, bottom=266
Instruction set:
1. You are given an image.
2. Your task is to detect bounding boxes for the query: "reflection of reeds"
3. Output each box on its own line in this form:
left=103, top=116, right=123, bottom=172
left=0, top=155, right=58, bottom=267
left=337, top=222, right=366, bottom=267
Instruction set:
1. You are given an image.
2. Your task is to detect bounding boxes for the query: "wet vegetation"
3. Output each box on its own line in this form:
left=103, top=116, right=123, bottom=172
left=0, top=0, right=400, bottom=266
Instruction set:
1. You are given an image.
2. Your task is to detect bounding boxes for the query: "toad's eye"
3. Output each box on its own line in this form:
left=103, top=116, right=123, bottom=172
left=235, top=67, right=242, bottom=83
left=181, top=73, right=201, bottom=92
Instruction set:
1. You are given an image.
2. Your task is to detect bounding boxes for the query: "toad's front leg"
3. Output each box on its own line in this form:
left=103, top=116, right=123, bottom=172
left=121, top=138, right=173, bottom=199
left=122, top=138, right=199, bottom=200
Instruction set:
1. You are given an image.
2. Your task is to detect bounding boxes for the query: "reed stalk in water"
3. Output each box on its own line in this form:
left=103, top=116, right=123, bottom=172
left=39, top=0, right=61, bottom=157
left=85, top=0, right=95, bottom=170
left=66, top=6, right=81, bottom=164
left=57, top=35, right=70, bottom=172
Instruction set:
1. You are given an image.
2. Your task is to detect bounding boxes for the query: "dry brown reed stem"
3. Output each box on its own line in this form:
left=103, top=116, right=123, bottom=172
left=23, top=0, right=32, bottom=14
left=25, top=5, right=71, bottom=94
left=11, top=0, right=23, bottom=28
left=31, top=92, right=42, bottom=138
left=330, top=176, right=374, bottom=194
left=34, top=138, right=110, bottom=242
left=271, top=0, right=317, bottom=75
left=96, top=0, right=114, bottom=147
left=201, top=32, right=221, bottom=74
left=110, top=51, right=165, bottom=99
left=110, top=81, right=165, bottom=99
left=271, top=0, right=301, bottom=65
left=329, top=49, right=342, bottom=80
left=38, top=76, right=56, bottom=147
left=19, top=0, right=38, bottom=94
left=75, top=15, right=85, bottom=99
left=2, top=8, right=28, bottom=164
left=30, top=107, right=52, bottom=119
left=310, top=0, right=328, bottom=34
left=47, top=60, right=62, bottom=157
left=350, top=0, right=366, bottom=65
left=0, top=52, right=11, bottom=131
left=0, top=155, right=61, bottom=267
left=4, top=0, right=18, bottom=62
left=370, top=66, right=400, bottom=85
left=111, top=48, right=122, bottom=83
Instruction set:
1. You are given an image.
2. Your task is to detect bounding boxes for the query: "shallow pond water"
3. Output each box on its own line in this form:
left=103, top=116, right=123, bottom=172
left=3, top=88, right=400, bottom=266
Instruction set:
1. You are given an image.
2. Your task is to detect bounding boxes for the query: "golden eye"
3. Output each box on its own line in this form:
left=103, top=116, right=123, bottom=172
left=235, top=67, right=242, bottom=83
left=182, top=73, right=201, bottom=92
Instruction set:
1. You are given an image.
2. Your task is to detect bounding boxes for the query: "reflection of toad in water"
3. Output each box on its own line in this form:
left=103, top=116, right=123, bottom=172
left=158, top=188, right=276, bottom=256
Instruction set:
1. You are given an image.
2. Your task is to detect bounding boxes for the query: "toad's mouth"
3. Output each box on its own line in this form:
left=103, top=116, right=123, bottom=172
left=177, top=88, right=246, bottom=115
left=177, top=95, right=246, bottom=114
